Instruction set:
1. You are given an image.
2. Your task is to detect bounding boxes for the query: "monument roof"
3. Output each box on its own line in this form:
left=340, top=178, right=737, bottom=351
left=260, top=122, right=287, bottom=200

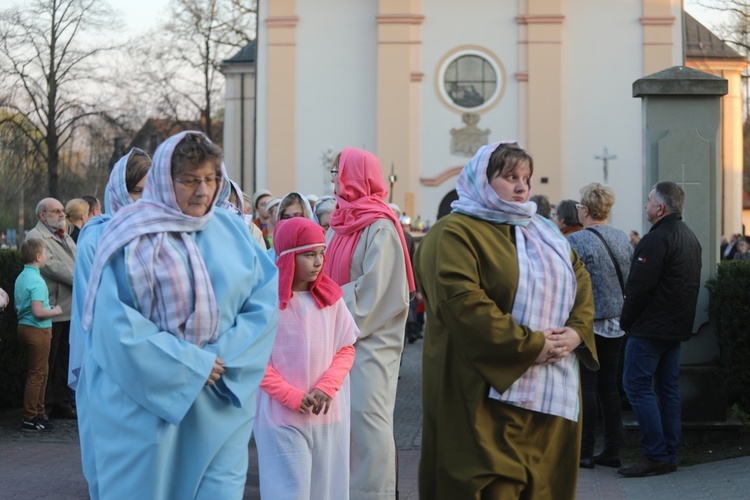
left=684, top=12, right=745, bottom=61
left=633, top=65, right=728, bottom=97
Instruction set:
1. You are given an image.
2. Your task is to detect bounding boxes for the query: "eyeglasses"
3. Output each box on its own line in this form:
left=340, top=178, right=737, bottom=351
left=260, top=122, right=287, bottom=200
left=575, top=203, right=587, bottom=210
left=330, top=169, right=339, bottom=178
left=45, top=209, right=65, bottom=215
left=174, top=176, right=220, bottom=189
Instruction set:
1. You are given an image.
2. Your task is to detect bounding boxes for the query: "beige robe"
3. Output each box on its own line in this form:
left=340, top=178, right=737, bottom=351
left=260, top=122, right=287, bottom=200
left=329, top=218, right=410, bottom=499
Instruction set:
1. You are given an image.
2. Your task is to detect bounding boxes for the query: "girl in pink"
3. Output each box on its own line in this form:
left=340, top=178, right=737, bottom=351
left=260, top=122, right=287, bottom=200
left=254, top=217, right=358, bottom=499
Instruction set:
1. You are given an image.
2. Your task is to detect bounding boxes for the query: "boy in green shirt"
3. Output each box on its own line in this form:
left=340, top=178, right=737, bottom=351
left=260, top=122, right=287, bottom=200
left=15, top=238, right=62, bottom=431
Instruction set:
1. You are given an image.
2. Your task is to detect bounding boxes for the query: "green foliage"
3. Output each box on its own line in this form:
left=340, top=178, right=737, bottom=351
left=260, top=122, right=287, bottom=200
left=0, top=248, right=26, bottom=409
left=707, top=261, right=750, bottom=414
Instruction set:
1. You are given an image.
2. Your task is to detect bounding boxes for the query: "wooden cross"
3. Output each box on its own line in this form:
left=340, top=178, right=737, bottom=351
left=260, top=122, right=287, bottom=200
left=594, top=147, right=617, bottom=183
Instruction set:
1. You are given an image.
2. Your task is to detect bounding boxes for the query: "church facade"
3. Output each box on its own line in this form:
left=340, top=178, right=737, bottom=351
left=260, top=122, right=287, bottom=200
left=223, top=0, right=744, bottom=236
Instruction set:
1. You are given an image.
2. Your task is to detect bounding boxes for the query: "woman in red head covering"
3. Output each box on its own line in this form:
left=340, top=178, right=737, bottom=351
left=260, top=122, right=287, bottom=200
left=255, top=217, right=359, bottom=499
left=324, top=147, right=414, bottom=498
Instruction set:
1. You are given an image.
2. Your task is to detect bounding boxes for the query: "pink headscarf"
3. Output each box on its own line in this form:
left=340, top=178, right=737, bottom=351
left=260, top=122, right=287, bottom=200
left=326, top=147, right=415, bottom=293
left=274, top=217, right=343, bottom=311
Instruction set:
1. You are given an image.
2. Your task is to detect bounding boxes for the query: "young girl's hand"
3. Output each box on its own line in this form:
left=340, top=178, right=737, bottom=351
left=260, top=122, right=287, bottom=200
left=310, top=388, right=332, bottom=415
left=299, top=393, right=316, bottom=414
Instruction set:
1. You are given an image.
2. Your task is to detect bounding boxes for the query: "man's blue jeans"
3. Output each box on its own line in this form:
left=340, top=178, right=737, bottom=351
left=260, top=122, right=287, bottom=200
left=622, top=337, right=681, bottom=463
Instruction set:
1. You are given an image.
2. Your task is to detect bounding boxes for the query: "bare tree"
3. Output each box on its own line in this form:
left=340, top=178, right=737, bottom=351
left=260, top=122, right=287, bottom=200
left=130, top=0, right=257, bottom=142
left=0, top=0, right=119, bottom=199
left=695, top=2, right=750, bottom=192
left=696, top=2, right=750, bottom=108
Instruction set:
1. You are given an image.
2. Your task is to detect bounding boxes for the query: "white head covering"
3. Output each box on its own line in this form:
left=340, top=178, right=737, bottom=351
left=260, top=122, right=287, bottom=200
left=451, top=141, right=538, bottom=226
left=278, top=192, right=318, bottom=224
left=105, top=148, right=150, bottom=214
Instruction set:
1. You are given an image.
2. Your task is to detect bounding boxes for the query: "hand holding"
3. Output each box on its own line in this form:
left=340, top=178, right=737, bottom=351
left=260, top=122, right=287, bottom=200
left=536, top=336, right=562, bottom=364
left=310, top=388, right=332, bottom=415
left=51, top=305, right=63, bottom=316
left=544, top=327, right=582, bottom=360
left=205, top=357, right=225, bottom=386
left=299, top=393, right=316, bottom=414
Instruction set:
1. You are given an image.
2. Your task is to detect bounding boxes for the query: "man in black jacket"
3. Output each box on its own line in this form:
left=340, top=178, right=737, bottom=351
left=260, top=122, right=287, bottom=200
left=617, top=181, right=702, bottom=478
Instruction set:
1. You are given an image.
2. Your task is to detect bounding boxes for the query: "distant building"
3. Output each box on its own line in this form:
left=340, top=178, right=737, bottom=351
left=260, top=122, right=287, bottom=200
left=127, top=118, right=224, bottom=158
left=219, top=40, right=257, bottom=195
left=224, top=3, right=746, bottom=235
left=684, top=12, right=747, bottom=237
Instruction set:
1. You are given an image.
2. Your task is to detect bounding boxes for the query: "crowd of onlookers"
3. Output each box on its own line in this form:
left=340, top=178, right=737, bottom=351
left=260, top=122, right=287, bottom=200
left=721, top=232, right=750, bottom=260
left=0, top=134, right=745, bottom=497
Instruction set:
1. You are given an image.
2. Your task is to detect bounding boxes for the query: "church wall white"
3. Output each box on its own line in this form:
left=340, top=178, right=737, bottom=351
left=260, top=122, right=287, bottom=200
left=419, top=1, right=520, bottom=223
left=560, top=0, right=648, bottom=235
left=562, top=0, right=683, bottom=235
left=255, top=0, right=270, bottom=192
left=294, top=1, right=378, bottom=198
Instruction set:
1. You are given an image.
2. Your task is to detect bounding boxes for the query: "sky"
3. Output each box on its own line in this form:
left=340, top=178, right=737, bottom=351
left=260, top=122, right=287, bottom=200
left=685, top=1, right=729, bottom=31
left=111, top=1, right=727, bottom=39
left=113, top=0, right=170, bottom=36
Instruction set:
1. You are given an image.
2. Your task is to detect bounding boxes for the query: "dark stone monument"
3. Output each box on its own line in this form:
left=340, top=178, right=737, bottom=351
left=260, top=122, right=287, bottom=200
left=630, top=66, right=741, bottom=442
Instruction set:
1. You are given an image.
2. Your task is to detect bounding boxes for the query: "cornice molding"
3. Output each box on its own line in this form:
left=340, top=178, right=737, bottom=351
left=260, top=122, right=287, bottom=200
left=516, top=14, right=565, bottom=25
left=376, top=14, right=425, bottom=25
left=266, top=15, right=300, bottom=28
left=640, top=16, right=675, bottom=26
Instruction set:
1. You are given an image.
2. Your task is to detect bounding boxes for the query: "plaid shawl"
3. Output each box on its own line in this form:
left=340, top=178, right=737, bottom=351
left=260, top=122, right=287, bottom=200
left=453, top=142, right=580, bottom=420
left=217, top=177, right=244, bottom=217
left=82, top=131, right=226, bottom=347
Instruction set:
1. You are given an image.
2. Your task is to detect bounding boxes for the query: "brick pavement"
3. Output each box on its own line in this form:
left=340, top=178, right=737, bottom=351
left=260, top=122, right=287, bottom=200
left=2, top=339, right=750, bottom=499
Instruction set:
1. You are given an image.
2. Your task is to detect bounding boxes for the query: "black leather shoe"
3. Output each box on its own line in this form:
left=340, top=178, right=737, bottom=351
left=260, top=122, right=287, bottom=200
left=618, top=457, right=672, bottom=477
left=579, top=457, right=595, bottom=469
left=594, top=452, right=622, bottom=468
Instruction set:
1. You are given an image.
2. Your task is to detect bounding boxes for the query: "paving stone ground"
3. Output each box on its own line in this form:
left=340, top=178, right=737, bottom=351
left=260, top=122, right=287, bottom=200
left=2, top=339, right=749, bottom=499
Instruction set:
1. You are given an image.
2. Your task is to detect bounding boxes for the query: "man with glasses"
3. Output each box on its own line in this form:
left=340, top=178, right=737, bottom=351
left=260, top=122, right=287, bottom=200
left=26, top=198, right=77, bottom=420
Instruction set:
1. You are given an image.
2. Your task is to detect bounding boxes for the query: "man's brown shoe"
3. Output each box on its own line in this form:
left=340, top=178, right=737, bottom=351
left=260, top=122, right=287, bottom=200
left=617, top=457, right=672, bottom=477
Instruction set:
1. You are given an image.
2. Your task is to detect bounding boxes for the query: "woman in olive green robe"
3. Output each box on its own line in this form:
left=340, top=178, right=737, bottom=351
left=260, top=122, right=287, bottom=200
left=415, top=142, right=597, bottom=499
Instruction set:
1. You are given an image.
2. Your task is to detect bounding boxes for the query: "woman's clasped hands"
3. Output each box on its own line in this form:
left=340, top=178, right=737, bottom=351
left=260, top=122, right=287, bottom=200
left=536, top=327, right=582, bottom=364
left=205, top=357, right=226, bottom=386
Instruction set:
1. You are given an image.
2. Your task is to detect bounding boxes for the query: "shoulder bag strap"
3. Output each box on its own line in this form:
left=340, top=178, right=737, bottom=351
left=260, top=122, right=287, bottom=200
left=585, top=227, right=625, bottom=295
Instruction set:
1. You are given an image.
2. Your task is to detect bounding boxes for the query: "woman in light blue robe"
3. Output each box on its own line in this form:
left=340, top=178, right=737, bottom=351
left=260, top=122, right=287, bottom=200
left=76, top=132, right=278, bottom=499
left=69, top=148, right=151, bottom=392
left=70, top=148, right=151, bottom=495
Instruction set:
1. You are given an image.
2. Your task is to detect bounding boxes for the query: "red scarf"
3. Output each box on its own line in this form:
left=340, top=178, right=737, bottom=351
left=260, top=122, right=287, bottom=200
left=274, top=217, right=342, bottom=310
left=325, top=148, right=415, bottom=293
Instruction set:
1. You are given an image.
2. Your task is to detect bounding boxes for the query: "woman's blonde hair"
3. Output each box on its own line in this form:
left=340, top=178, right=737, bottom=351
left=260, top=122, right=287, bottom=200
left=579, top=182, right=615, bottom=221
left=65, top=198, right=90, bottom=233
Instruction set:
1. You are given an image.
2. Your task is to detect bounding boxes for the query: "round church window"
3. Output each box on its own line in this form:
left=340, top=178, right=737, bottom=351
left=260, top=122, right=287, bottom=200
left=437, top=48, right=505, bottom=113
